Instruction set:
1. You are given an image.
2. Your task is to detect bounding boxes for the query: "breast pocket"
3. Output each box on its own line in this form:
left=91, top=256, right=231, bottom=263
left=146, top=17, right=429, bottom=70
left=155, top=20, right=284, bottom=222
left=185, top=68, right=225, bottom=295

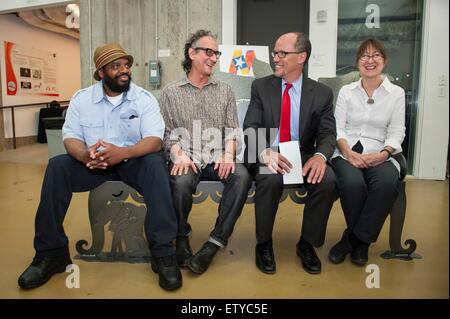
left=80, top=119, right=104, bottom=147
left=120, top=116, right=142, bottom=144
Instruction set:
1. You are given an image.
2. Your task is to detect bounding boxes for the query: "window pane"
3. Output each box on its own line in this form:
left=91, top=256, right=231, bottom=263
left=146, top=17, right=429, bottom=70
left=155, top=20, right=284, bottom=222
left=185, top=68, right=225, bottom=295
left=337, top=0, right=423, bottom=173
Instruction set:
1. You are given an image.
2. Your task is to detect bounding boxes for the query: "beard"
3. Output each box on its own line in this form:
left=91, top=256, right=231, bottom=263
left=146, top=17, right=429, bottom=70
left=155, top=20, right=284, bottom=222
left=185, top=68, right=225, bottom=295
left=103, top=72, right=131, bottom=93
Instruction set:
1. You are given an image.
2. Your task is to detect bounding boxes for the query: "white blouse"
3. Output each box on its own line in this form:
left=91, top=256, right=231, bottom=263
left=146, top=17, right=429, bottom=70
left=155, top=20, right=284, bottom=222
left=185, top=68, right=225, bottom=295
left=332, top=76, right=406, bottom=173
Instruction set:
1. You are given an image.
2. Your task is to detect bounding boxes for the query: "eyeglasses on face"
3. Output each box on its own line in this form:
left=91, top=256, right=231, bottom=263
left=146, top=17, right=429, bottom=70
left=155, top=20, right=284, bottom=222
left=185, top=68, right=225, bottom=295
left=271, top=51, right=302, bottom=58
left=193, top=47, right=222, bottom=58
left=359, top=53, right=384, bottom=61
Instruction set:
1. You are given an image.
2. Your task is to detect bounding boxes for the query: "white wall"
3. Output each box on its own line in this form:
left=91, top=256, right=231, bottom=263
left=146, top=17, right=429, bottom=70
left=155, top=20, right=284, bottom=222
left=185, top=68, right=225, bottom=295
left=222, top=0, right=237, bottom=45
left=308, top=0, right=338, bottom=80
left=0, top=0, right=71, bottom=14
left=414, top=0, right=449, bottom=180
left=0, top=14, right=80, bottom=138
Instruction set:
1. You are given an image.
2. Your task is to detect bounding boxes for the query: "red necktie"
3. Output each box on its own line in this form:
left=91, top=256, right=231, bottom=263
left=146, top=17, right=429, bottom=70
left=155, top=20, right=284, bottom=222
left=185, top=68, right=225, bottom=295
left=279, top=83, right=292, bottom=143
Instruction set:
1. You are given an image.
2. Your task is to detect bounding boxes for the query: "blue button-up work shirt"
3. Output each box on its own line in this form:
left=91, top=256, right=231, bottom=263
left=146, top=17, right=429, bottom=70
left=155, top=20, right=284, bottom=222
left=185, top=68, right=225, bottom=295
left=63, top=82, right=164, bottom=148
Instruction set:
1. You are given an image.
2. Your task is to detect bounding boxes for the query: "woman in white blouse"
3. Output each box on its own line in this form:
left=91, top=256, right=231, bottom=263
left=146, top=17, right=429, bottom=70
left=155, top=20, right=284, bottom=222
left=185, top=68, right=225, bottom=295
left=328, top=38, right=406, bottom=266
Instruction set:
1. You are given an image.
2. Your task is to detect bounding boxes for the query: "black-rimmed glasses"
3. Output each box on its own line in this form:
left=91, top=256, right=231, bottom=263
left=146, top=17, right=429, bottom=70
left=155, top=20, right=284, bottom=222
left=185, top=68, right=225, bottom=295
left=271, top=51, right=302, bottom=58
left=193, top=47, right=222, bottom=58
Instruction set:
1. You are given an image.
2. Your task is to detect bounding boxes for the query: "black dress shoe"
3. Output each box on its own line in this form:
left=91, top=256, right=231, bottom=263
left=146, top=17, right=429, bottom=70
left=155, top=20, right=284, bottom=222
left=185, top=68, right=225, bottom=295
left=296, top=240, right=321, bottom=274
left=176, top=236, right=193, bottom=267
left=328, top=230, right=353, bottom=264
left=151, top=254, right=182, bottom=291
left=187, top=242, right=219, bottom=275
left=350, top=243, right=369, bottom=266
left=255, top=241, right=276, bottom=274
left=18, top=254, right=72, bottom=289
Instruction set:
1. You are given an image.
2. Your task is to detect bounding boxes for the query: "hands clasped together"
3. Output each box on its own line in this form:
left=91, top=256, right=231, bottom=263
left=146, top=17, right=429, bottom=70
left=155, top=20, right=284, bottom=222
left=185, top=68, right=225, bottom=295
left=85, top=139, right=127, bottom=169
left=343, top=150, right=389, bottom=169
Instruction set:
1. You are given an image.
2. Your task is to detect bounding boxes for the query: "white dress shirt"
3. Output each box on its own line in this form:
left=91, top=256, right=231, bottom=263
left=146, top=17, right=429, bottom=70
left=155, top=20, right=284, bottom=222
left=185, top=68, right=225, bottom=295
left=332, top=76, right=406, bottom=173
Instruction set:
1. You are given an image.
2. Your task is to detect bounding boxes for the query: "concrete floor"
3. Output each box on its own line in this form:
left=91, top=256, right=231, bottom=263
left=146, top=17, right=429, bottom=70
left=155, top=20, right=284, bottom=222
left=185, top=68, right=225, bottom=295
left=0, top=144, right=448, bottom=299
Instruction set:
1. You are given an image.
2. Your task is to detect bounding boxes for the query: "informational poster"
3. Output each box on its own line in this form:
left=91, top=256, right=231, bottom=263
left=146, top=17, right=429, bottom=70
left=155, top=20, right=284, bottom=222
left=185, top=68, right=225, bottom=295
left=3, top=41, right=59, bottom=97
left=219, top=45, right=270, bottom=77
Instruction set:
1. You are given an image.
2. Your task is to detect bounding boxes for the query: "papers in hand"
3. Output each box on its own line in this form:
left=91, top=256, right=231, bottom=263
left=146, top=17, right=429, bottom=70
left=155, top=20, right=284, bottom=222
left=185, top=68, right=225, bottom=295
left=279, top=141, right=303, bottom=184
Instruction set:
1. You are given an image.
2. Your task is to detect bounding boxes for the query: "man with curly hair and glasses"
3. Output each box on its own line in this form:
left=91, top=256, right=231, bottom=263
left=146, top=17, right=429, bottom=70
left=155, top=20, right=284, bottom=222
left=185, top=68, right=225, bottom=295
left=160, top=30, right=252, bottom=275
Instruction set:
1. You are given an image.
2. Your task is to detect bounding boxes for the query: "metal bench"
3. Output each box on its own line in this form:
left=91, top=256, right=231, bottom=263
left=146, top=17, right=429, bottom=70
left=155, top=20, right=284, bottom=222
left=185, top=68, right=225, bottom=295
left=73, top=94, right=420, bottom=263
left=74, top=152, right=420, bottom=263
left=74, top=180, right=308, bottom=263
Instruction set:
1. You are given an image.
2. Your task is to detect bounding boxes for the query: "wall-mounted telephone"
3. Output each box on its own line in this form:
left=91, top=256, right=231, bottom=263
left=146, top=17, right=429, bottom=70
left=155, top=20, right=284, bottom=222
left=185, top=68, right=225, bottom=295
left=149, top=60, right=161, bottom=87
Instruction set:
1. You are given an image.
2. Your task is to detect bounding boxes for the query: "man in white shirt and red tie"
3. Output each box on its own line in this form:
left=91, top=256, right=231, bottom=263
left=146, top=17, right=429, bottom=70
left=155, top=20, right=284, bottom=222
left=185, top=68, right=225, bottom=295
left=243, top=32, right=337, bottom=275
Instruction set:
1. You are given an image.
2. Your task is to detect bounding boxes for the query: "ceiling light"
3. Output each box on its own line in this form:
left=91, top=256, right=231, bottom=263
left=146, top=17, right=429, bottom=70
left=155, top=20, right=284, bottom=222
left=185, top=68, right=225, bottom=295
left=65, top=3, right=79, bottom=29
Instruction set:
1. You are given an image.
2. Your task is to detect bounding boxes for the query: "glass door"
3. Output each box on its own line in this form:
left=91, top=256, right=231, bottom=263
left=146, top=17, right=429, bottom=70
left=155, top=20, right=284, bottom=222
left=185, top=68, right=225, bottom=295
left=336, top=0, right=424, bottom=173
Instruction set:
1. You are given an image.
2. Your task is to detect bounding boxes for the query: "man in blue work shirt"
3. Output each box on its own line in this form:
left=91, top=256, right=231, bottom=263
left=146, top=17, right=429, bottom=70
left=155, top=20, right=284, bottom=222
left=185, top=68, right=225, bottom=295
left=18, top=43, right=181, bottom=291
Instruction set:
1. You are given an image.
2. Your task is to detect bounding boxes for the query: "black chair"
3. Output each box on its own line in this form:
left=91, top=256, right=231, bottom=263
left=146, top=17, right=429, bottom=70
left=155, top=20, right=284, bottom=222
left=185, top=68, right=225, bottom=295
left=38, top=103, right=63, bottom=143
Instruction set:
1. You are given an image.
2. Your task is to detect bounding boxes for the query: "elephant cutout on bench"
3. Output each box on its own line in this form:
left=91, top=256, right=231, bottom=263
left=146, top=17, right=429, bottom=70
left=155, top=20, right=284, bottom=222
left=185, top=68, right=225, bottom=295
left=75, top=181, right=150, bottom=263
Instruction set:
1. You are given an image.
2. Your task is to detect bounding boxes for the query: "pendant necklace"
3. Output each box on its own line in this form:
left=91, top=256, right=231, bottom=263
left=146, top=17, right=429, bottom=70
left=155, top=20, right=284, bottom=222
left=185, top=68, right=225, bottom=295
left=361, top=83, right=375, bottom=104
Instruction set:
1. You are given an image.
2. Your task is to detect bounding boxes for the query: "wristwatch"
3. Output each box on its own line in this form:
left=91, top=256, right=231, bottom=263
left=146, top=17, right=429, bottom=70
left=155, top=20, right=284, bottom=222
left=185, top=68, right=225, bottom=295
left=380, top=148, right=392, bottom=158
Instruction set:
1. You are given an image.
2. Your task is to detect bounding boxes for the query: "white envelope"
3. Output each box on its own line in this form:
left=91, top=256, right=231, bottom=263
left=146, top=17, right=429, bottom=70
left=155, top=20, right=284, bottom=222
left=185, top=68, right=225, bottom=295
left=279, top=141, right=303, bottom=184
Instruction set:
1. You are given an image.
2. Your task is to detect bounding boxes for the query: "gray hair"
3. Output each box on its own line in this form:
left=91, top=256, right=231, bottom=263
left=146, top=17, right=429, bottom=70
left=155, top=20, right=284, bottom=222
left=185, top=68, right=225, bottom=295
left=293, top=32, right=312, bottom=65
left=182, top=29, right=217, bottom=74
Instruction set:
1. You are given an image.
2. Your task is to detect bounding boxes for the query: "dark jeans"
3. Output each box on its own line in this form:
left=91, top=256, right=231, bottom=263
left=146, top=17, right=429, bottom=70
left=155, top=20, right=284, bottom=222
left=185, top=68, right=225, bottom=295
left=34, top=152, right=177, bottom=258
left=332, top=157, right=399, bottom=243
left=169, top=163, right=252, bottom=247
left=249, top=152, right=338, bottom=247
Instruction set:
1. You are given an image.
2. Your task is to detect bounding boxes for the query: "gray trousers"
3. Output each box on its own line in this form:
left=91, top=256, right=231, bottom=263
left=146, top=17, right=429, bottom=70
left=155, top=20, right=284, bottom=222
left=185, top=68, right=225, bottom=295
left=169, top=163, right=252, bottom=247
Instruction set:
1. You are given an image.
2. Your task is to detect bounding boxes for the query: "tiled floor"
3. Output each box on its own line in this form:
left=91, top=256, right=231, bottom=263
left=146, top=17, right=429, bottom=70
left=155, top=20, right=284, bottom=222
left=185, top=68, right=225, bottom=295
left=0, top=144, right=448, bottom=298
